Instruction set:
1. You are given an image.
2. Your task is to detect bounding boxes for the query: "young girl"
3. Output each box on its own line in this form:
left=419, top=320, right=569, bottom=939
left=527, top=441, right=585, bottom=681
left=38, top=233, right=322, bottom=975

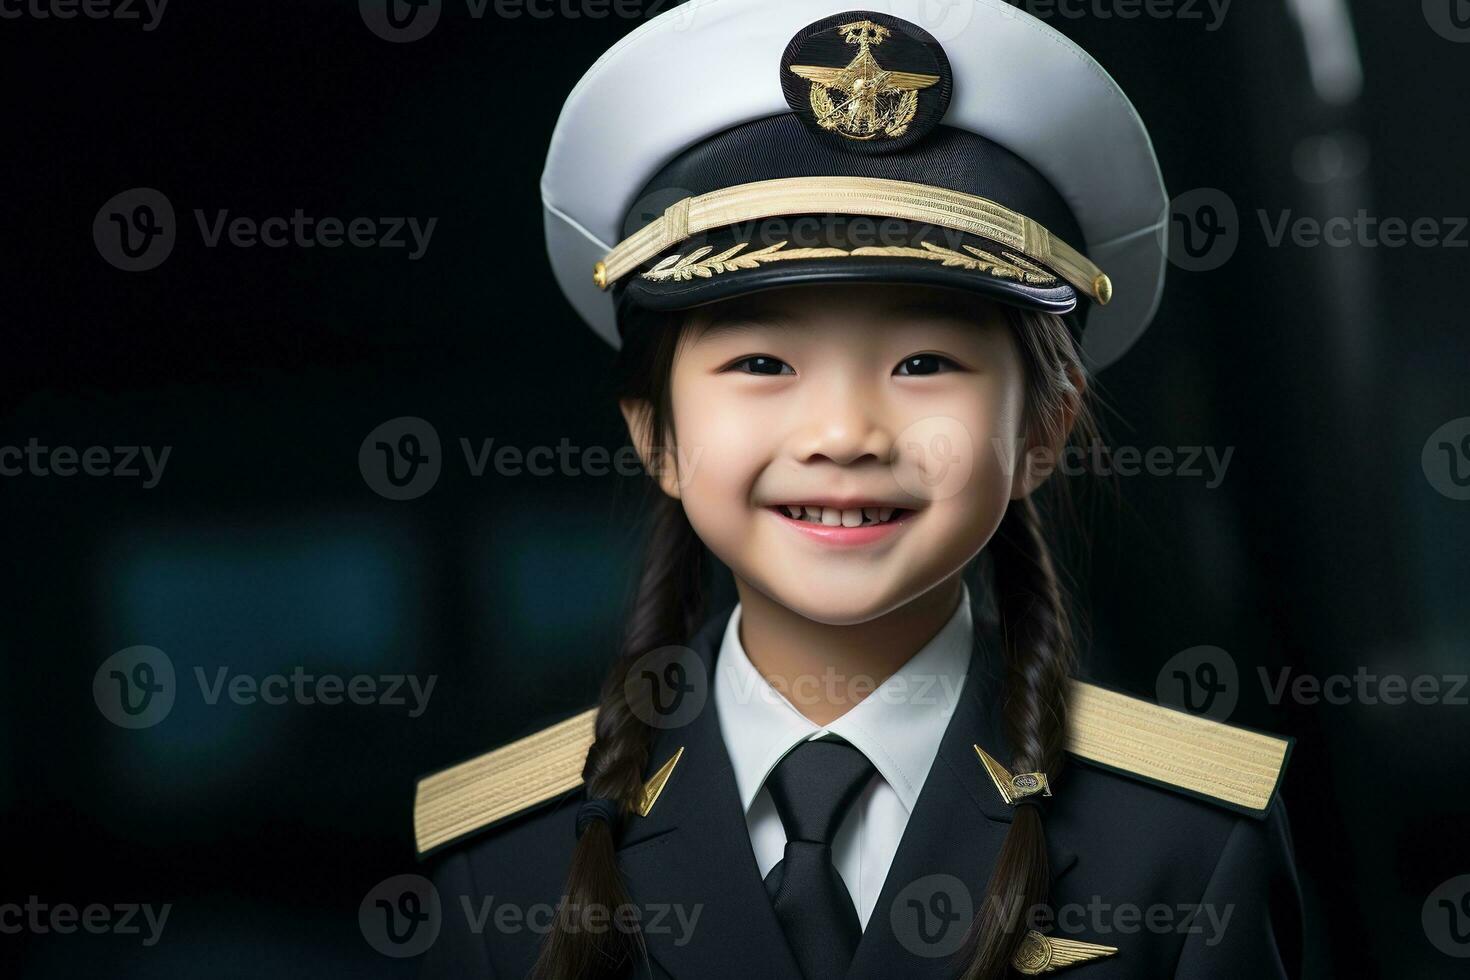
left=413, top=3, right=1300, bottom=978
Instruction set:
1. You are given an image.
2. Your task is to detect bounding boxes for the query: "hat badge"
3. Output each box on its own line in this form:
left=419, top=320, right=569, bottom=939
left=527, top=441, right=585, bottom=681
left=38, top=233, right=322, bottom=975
left=788, top=20, right=940, bottom=142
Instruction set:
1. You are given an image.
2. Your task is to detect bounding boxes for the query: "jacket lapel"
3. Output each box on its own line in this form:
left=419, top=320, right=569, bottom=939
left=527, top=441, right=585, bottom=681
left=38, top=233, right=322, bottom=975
left=846, top=630, right=1080, bottom=980
left=615, top=606, right=805, bottom=980
left=613, top=606, right=1081, bottom=980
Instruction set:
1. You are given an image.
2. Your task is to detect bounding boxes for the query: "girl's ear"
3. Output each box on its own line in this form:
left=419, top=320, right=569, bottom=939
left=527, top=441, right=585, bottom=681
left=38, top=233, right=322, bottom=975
left=1011, top=364, right=1088, bottom=500
left=619, top=397, right=683, bottom=500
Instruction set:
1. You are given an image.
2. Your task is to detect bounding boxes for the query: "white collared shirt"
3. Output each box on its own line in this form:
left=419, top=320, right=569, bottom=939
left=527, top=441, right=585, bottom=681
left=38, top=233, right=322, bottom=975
left=712, top=584, right=973, bottom=928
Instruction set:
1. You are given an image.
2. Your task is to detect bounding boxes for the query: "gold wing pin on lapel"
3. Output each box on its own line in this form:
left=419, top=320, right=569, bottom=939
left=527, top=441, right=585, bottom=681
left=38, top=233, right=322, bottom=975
left=974, top=744, right=1052, bottom=804
left=638, top=746, right=684, bottom=817
left=1012, top=930, right=1119, bottom=975
left=788, top=20, right=939, bottom=141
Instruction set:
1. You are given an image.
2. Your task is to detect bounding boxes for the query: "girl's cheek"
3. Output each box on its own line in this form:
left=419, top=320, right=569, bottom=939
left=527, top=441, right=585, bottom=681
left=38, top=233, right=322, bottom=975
left=675, top=384, right=784, bottom=495
left=892, top=386, right=1023, bottom=505
left=973, top=375, right=1029, bottom=494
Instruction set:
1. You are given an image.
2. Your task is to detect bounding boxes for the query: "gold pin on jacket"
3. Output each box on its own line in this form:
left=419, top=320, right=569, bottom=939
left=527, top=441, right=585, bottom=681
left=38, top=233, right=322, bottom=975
left=974, top=744, right=1052, bottom=804
left=975, top=683, right=1294, bottom=815
left=638, top=746, right=684, bottom=817
left=1012, top=930, right=1118, bottom=975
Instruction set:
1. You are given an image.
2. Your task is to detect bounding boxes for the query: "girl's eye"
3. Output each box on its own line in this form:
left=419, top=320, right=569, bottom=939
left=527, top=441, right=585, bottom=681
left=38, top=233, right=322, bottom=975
left=895, top=353, right=960, bottom=376
left=730, top=355, right=795, bottom=376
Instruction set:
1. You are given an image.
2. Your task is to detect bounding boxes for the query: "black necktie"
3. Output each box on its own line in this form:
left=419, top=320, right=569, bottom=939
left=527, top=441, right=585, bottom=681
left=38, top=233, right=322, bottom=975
left=762, top=736, right=877, bottom=980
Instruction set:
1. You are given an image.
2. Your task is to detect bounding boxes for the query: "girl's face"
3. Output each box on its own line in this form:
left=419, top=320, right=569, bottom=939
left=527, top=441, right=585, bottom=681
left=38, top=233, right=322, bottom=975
left=628, top=283, right=1046, bottom=626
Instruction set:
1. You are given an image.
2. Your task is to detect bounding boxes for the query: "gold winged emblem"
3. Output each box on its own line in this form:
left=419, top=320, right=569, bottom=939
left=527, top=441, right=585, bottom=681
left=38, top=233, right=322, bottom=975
left=1012, top=930, right=1119, bottom=975
left=789, top=20, right=940, bottom=141
left=974, top=744, right=1053, bottom=804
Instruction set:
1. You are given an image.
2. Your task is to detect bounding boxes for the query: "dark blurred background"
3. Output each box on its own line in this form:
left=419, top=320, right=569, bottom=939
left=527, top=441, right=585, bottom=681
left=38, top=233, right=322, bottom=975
left=2, top=0, right=1467, bottom=976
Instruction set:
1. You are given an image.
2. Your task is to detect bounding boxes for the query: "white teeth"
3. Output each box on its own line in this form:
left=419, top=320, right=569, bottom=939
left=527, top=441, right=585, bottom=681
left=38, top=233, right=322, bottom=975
left=778, top=504, right=904, bottom=526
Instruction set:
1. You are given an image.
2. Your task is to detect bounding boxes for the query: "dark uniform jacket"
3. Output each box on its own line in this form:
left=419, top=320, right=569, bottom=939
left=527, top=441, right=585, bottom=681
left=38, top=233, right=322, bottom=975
left=414, top=607, right=1301, bottom=979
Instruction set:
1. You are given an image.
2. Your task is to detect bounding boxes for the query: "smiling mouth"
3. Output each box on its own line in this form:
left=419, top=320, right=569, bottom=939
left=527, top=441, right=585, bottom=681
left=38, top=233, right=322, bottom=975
left=770, top=504, right=915, bottom=527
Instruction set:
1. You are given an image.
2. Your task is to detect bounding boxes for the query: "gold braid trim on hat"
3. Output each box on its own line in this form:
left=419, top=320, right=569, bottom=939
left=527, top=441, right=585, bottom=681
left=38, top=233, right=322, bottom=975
left=597, top=176, right=1110, bottom=304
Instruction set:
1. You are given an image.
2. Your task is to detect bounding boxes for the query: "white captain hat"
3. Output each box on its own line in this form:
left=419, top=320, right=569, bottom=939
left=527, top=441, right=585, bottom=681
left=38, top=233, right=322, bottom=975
left=541, top=0, right=1169, bottom=369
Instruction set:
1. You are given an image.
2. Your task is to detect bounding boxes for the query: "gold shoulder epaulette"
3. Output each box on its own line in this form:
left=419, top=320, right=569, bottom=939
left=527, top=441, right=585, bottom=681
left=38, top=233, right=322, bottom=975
left=1066, top=681, right=1291, bottom=817
left=414, top=708, right=597, bottom=858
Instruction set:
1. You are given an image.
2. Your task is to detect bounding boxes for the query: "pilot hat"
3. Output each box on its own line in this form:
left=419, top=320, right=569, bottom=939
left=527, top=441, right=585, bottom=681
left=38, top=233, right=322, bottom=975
left=541, top=0, right=1169, bottom=369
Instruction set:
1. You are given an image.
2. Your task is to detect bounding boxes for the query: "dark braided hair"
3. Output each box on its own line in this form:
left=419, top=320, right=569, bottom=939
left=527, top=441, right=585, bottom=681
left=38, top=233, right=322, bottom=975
left=961, top=309, right=1093, bottom=977
left=532, top=303, right=1093, bottom=980
left=530, top=317, right=699, bottom=980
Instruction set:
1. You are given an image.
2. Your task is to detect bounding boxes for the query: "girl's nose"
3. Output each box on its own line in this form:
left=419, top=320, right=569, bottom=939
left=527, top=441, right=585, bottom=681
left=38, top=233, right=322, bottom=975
left=784, top=388, right=894, bottom=467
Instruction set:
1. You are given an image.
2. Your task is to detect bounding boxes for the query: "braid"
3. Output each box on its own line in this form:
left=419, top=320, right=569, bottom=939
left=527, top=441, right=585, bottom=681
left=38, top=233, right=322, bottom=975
left=961, top=498, right=1075, bottom=979
left=531, top=493, right=704, bottom=980
left=961, top=309, right=1089, bottom=979
left=586, top=493, right=706, bottom=808
left=996, top=497, right=1073, bottom=778
left=533, top=316, right=704, bottom=980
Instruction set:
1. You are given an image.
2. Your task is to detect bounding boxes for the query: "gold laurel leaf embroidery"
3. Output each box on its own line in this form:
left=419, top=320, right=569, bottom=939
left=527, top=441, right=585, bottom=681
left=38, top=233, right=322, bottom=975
left=956, top=244, right=1023, bottom=280
left=953, top=244, right=1060, bottom=285
left=886, top=90, right=919, bottom=138
left=641, top=242, right=845, bottom=282
left=810, top=84, right=840, bottom=133
left=704, top=244, right=750, bottom=267
left=995, top=248, right=1061, bottom=285
left=640, top=240, right=1060, bottom=286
